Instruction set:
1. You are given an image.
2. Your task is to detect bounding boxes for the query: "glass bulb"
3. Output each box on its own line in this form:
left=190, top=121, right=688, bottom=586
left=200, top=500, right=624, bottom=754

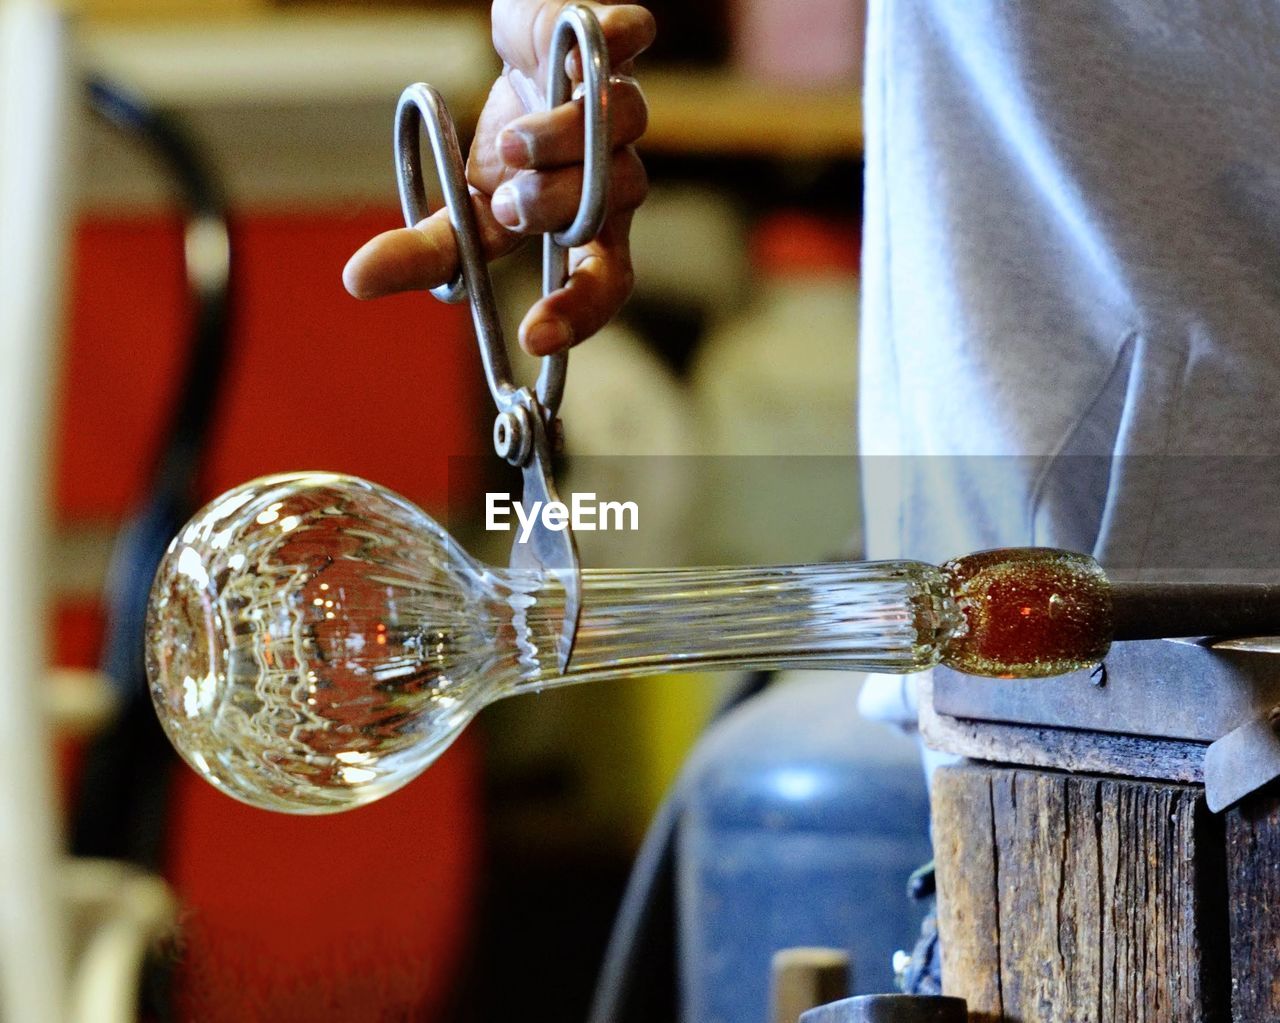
left=146, top=472, right=1113, bottom=814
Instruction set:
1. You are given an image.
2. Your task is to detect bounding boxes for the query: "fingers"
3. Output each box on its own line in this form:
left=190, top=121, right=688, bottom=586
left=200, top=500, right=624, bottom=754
left=519, top=212, right=636, bottom=354
left=491, top=146, right=648, bottom=234
left=348, top=0, right=653, bottom=332
left=467, top=75, right=529, bottom=193
left=342, top=193, right=520, bottom=300
left=343, top=204, right=639, bottom=351
left=562, top=5, right=656, bottom=77
left=493, top=1, right=655, bottom=77
left=496, top=76, right=647, bottom=170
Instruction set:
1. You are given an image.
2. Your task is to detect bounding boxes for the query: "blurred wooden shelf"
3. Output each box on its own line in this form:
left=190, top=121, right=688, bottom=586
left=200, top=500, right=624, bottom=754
left=72, top=15, right=861, bottom=209
left=74, top=9, right=496, bottom=208
left=642, top=69, right=862, bottom=159
left=76, top=8, right=497, bottom=106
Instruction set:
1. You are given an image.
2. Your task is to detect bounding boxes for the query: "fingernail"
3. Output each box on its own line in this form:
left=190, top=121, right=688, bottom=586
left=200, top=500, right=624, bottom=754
left=525, top=319, right=574, bottom=355
left=341, top=257, right=365, bottom=299
left=497, top=128, right=532, bottom=168
left=491, top=183, right=522, bottom=229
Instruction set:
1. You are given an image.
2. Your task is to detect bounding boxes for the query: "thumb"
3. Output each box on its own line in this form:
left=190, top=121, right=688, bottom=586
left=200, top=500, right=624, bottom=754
left=492, top=1, right=655, bottom=77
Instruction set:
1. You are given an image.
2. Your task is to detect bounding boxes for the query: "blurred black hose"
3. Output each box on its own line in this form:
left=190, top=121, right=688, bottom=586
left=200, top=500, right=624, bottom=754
left=587, top=669, right=776, bottom=1023
left=71, top=79, right=233, bottom=1023
left=71, top=78, right=233, bottom=871
left=83, top=77, right=231, bottom=705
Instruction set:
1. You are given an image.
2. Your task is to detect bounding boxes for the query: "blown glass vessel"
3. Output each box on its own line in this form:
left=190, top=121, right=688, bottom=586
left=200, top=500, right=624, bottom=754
left=146, top=472, right=1113, bottom=813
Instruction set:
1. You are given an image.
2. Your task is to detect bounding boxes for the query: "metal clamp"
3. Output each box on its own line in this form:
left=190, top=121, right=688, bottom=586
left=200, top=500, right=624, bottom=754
left=930, top=638, right=1280, bottom=812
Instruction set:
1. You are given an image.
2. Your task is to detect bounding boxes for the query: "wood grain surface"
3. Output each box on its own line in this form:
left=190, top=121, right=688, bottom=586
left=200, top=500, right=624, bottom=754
left=1226, top=784, right=1280, bottom=1022
left=933, top=764, right=1230, bottom=1023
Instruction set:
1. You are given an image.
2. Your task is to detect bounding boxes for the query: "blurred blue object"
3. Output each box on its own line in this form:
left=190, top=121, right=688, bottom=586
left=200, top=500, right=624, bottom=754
left=678, top=673, right=932, bottom=1023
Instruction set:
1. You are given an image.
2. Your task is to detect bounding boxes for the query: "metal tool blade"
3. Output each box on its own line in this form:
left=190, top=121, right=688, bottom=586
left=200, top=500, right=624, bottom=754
left=933, top=638, right=1280, bottom=743
left=1206, top=714, right=1280, bottom=812
left=508, top=402, right=581, bottom=673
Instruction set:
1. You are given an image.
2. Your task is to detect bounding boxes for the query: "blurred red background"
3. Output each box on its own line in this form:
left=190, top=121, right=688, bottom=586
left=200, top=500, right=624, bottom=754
left=53, top=208, right=486, bottom=1021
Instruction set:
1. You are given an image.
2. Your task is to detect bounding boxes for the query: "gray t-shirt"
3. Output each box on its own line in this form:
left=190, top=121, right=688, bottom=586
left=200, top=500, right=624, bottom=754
left=860, top=1, right=1280, bottom=578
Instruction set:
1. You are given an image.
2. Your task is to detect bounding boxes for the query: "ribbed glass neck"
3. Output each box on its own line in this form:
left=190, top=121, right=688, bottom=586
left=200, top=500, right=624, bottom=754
left=487, top=560, right=965, bottom=698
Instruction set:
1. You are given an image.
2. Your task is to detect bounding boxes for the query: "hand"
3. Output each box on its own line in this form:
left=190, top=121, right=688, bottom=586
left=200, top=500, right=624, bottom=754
left=343, top=0, right=654, bottom=356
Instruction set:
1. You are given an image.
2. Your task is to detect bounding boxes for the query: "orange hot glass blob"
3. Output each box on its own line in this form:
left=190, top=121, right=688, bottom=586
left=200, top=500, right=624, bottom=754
left=940, top=548, right=1114, bottom=678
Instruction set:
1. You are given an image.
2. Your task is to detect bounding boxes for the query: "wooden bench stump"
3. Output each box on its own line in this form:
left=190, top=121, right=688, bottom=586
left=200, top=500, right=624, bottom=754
left=1224, top=787, right=1280, bottom=1022
left=932, top=764, right=1237, bottom=1022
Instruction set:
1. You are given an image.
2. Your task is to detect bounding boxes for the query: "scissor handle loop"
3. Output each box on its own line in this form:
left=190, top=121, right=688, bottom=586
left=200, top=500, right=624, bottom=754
left=546, top=3, right=611, bottom=250
left=392, top=3, right=611, bottom=420
left=395, top=83, right=521, bottom=412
